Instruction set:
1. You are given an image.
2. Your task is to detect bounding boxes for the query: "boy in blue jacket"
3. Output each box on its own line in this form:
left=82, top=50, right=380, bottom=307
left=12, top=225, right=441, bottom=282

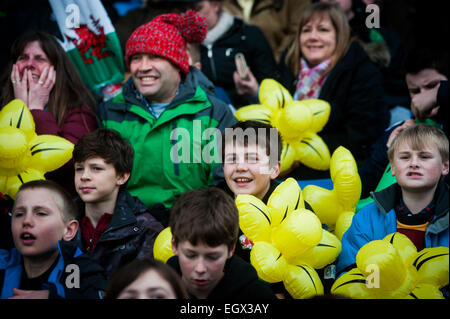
left=0, top=180, right=106, bottom=299
left=337, top=124, right=449, bottom=276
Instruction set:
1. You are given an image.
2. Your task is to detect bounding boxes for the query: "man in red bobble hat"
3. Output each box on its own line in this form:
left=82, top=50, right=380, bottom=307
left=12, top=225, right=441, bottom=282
left=98, top=10, right=236, bottom=226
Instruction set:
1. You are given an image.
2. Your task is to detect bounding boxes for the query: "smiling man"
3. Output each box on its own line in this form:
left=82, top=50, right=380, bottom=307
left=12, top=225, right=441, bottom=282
left=98, top=10, right=236, bottom=226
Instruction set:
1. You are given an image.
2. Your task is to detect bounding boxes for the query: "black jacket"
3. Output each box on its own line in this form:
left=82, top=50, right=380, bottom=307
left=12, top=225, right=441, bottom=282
left=200, top=16, right=278, bottom=108
left=74, top=189, right=164, bottom=280
left=278, top=41, right=390, bottom=180
left=0, top=193, right=13, bottom=250
left=167, top=254, right=276, bottom=299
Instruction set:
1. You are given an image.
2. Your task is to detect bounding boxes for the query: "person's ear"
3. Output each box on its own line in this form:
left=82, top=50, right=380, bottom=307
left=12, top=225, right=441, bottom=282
left=442, top=160, right=449, bottom=176
left=116, top=172, right=131, bottom=186
left=390, top=163, right=396, bottom=177
left=227, top=244, right=235, bottom=259
left=270, top=161, right=281, bottom=179
left=193, top=61, right=202, bottom=70
left=63, top=220, right=79, bottom=241
left=171, top=237, right=179, bottom=255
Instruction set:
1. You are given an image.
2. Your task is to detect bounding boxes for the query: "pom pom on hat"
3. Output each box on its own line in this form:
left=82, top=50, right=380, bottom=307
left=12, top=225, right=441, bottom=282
left=125, top=10, right=207, bottom=75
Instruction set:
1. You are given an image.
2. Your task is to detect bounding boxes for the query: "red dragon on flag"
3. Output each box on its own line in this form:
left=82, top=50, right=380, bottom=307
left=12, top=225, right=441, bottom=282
left=65, top=15, right=115, bottom=65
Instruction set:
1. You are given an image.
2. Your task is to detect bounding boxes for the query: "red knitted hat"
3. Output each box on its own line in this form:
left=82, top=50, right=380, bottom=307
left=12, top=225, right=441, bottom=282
left=125, top=10, right=207, bottom=75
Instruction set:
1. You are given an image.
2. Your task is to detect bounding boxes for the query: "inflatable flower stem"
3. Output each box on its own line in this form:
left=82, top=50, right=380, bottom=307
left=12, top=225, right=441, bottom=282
left=302, top=146, right=361, bottom=240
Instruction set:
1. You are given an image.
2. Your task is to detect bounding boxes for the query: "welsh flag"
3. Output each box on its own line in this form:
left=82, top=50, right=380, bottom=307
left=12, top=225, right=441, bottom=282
left=49, top=0, right=124, bottom=98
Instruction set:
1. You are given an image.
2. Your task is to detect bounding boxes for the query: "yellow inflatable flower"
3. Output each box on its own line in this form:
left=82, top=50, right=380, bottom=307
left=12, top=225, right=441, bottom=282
left=0, top=99, right=74, bottom=198
left=302, top=146, right=361, bottom=240
left=331, top=233, right=449, bottom=299
left=153, top=227, right=174, bottom=263
left=235, top=178, right=341, bottom=299
left=235, top=79, right=331, bottom=173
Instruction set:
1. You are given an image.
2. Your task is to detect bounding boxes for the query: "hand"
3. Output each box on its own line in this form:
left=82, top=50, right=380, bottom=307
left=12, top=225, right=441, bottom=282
left=9, top=288, right=50, bottom=299
left=233, top=68, right=259, bottom=98
left=386, top=119, right=415, bottom=148
left=410, top=85, right=440, bottom=121
left=11, top=64, right=29, bottom=105
left=27, top=65, right=56, bottom=110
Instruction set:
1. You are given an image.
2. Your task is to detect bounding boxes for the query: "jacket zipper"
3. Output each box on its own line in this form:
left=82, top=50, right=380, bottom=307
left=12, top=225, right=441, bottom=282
left=206, top=44, right=217, bottom=81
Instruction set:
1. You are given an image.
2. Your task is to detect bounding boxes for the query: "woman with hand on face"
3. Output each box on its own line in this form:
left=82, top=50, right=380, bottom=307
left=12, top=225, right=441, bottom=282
left=1, top=31, right=98, bottom=195
left=277, top=2, right=389, bottom=180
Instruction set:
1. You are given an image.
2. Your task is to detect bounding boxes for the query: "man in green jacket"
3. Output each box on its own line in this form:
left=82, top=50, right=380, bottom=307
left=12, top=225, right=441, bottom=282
left=98, top=10, right=236, bottom=226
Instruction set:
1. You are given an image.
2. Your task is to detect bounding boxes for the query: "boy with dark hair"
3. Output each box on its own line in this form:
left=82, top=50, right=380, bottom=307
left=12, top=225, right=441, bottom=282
left=0, top=180, right=106, bottom=299
left=221, top=120, right=282, bottom=200
left=219, top=121, right=281, bottom=261
left=337, top=124, right=449, bottom=276
left=167, top=187, right=276, bottom=299
left=72, top=128, right=164, bottom=281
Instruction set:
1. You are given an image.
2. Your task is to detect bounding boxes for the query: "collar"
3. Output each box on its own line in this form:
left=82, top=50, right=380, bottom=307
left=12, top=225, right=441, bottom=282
left=299, top=57, right=332, bottom=74
left=373, top=180, right=448, bottom=219
left=395, top=196, right=435, bottom=225
left=204, top=11, right=235, bottom=45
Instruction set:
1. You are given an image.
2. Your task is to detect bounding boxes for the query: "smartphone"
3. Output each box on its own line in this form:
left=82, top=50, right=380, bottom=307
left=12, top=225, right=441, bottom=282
left=235, top=53, right=249, bottom=80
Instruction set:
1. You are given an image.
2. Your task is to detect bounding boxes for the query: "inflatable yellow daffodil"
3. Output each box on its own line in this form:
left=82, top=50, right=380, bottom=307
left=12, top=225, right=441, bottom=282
left=0, top=99, right=74, bottom=198
left=235, top=79, right=331, bottom=173
left=302, top=146, right=361, bottom=240
left=331, top=233, right=449, bottom=299
left=153, top=227, right=175, bottom=263
left=235, top=178, right=341, bottom=299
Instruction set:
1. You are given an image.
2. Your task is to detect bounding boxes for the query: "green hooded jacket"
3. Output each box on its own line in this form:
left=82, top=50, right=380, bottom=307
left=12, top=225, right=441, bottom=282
left=98, top=67, right=236, bottom=211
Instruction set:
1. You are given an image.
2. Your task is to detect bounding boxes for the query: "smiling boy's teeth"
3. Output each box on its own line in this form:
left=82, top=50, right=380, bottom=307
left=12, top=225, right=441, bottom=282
left=236, top=178, right=251, bottom=182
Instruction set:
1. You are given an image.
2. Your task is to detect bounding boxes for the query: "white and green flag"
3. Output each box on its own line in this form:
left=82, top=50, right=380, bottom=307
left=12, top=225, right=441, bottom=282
left=49, top=0, right=124, bottom=98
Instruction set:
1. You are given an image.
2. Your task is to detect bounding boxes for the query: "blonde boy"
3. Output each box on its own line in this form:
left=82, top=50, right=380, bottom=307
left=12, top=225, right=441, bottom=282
left=337, top=124, right=449, bottom=275
left=0, top=180, right=106, bottom=299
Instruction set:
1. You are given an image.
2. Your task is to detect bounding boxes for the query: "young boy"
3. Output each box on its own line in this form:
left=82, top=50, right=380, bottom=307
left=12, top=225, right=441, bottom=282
left=167, top=187, right=276, bottom=299
left=219, top=120, right=281, bottom=260
left=221, top=120, right=282, bottom=202
left=336, top=124, right=449, bottom=276
left=0, top=180, right=106, bottom=299
left=72, top=128, right=164, bottom=281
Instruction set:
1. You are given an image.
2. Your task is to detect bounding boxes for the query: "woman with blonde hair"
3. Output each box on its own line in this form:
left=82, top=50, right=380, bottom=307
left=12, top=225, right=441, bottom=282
left=278, top=2, right=389, bottom=180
